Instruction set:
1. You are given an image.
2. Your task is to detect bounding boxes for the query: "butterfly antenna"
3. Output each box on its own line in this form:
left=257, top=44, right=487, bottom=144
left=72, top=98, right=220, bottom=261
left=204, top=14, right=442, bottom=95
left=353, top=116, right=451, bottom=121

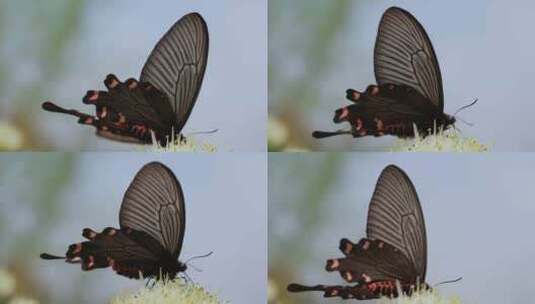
left=188, top=263, right=203, bottom=273
left=454, top=98, right=478, bottom=116
left=186, top=129, right=219, bottom=136
left=184, top=251, right=213, bottom=273
left=433, top=276, right=463, bottom=287
left=456, top=116, right=474, bottom=127
left=185, top=251, right=213, bottom=264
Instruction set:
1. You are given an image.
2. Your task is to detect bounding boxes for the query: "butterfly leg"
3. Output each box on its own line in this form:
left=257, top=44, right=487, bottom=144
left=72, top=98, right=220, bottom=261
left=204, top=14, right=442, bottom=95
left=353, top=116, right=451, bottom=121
left=145, top=278, right=157, bottom=289
left=182, top=272, right=193, bottom=283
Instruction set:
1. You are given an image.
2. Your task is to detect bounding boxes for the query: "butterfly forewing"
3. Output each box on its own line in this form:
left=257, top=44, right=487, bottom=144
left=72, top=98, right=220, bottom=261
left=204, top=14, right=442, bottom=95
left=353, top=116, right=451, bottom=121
left=140, top=12, right=209, bottom=134
left=366, top=165, right=427, bottom=281
left=374, top=7, right=443, bottom=110
left=119, top=162, right=186, bottom=259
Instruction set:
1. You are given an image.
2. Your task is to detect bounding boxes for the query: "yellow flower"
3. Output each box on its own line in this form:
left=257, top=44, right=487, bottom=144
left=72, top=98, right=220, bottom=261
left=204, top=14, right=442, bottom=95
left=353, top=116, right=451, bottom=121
left=0, top=269, right=15, bottom=297
left=9, top=297, right=40, bottom=304
left=268, top=116, right=289, bottom=151
left=392, top=124, right=488, bottom=152
left=111, top=278, right=225, bottom=304
left=149, top=132, right=217, bottom=152
left=378, top=286, right=461, bottom=304
left=0, top=121, right=23, bottom=151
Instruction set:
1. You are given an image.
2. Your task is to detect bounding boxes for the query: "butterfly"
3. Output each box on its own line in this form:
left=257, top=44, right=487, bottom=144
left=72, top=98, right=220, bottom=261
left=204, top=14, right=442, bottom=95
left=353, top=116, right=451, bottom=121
left=41, top=162, right=188, bottom=280
left=42, top=13, right=209, bottom=145
left=287, top=165, right=428, bottom=300
left=313, top=7, right=456, bottom=140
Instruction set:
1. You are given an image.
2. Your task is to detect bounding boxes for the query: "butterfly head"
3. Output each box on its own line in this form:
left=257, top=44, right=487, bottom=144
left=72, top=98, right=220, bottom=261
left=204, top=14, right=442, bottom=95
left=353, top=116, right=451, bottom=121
left=419, top=282, right=431, bottom=291
left=177, top=261, right=187, bottom=273
left=442, top=113, right=456, bottom=127
left=157, top=260, right=187, bottom=280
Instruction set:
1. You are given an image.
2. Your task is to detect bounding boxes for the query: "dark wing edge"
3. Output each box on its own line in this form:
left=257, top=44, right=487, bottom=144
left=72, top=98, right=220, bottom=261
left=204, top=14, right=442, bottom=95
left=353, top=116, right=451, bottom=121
left=96, top=130, right=144, bottom=144
left=140, top=12, right=209, bottom=133
left=365, top=165, right=427, bottom=281
left=119, top=162, right=186, bottom=259
left=374, top=7, right=444, bottom=111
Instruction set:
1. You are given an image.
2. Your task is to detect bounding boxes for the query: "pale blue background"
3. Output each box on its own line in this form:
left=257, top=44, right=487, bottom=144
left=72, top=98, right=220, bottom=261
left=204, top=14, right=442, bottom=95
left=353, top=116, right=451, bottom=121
left=0, top=153, right=267, bottom=303
left=269, top=153, right=535, bottom=303
left=270, top=0, right=535, bottom=151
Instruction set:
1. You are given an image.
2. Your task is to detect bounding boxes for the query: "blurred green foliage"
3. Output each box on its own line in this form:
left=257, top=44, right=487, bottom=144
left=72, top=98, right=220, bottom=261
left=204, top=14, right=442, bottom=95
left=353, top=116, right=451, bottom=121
left=0, top=0, right=85, bottom=150
left=269, top=0, right=354, bottom=151
left=0, top=153, right=75, bottom=302
left=111, top=278, right=224, bottom=304
left=268, top=153, right=345, bottom=304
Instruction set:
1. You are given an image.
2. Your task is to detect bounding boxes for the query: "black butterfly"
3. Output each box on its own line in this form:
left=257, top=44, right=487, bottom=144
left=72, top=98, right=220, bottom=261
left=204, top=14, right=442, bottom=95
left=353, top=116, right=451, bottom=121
left=41, top=162, right=188, bottom=280
left=313, top=7, right=455, bottom=139
left=42, top=13, right=209, bottom=145
left=287, top=165, right=428, bottom=300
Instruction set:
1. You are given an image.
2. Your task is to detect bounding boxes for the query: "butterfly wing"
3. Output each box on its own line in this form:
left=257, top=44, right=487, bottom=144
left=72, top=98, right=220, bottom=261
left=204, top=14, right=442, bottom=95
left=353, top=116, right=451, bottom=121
left=288, top=238, right=418, bottom=299
left=49, top=227, right=172, bottom=279
left=366, top=165, right=427, bottom=281
left=329, top=238, right=418, bottom=284
left=119, top=162, right=186, bottom=259
left=374, top=7, right=443, bottom=111
left=334, top=85, right=439, bottom=138
left=140, top=12, right=209, bottom=134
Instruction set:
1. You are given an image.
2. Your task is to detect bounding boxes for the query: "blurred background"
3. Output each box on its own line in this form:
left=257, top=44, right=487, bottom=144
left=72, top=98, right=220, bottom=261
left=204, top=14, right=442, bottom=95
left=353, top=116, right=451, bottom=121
left=269, top=0, right=535, bottom=151
left=269, top=153, right=535, bottom=303
left=0, top=0, right=266, bottom=151
left=0, top=153, right=267, bottom=303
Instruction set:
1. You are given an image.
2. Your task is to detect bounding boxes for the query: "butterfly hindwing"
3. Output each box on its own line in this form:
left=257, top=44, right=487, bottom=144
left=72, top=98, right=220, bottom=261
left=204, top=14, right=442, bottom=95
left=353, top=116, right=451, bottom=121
left=64, top=227, right=177, bottom=279
left=330, top=238, right=418, bottom=284
left=336, top=84, right=441, bottom=137
left=82, top=74, right=175, bottom=143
